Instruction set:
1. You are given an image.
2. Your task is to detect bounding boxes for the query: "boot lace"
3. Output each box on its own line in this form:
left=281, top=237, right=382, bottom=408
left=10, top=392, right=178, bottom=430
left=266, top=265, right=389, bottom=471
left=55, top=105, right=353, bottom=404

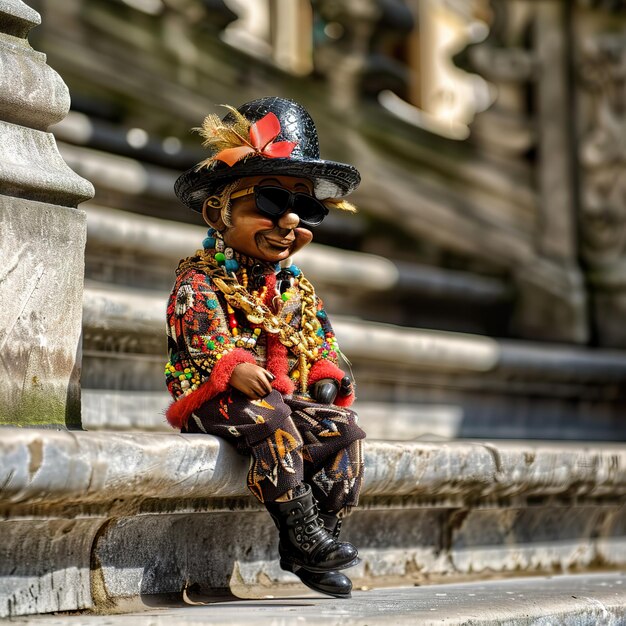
left=293, top=499, right=330, bottom=553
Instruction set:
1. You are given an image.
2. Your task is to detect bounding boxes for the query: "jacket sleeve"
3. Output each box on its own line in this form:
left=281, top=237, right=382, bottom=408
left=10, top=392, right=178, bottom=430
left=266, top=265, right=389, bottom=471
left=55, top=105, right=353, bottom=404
left=307, top=295, right=355, bottom=407
left=165, top=270, right=255, bottom=427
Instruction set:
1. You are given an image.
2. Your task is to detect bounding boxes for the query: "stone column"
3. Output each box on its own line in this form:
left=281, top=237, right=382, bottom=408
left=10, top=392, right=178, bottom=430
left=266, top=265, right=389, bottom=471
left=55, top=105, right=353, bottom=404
left=466, top=0, right=588, bottom=343
left=0, top=1, right=94, bottom=428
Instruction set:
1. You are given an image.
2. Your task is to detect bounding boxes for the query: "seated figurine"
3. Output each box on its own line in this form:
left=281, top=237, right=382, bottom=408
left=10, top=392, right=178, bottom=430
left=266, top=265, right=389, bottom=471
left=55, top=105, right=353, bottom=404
left=164, top=97, right=366, bottom=598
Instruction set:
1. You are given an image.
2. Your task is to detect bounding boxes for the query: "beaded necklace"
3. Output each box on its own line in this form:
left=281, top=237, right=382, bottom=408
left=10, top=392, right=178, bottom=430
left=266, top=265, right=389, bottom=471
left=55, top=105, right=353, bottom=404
left=175, top=229, right=325, bottom=391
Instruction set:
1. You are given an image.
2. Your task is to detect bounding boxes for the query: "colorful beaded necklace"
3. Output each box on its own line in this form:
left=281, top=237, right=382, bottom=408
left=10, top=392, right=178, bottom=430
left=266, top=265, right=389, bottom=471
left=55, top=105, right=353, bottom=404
left=176, top=229, right=324, bottom=391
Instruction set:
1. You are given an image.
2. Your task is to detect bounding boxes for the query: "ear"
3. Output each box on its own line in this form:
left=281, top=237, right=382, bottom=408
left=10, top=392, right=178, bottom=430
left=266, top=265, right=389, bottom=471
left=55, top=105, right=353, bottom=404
left=202, top=197, right=226, bottom=231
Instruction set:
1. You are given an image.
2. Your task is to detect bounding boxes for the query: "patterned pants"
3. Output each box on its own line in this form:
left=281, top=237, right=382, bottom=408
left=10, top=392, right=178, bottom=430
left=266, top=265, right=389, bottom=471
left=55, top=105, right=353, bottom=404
left=183, top=390, right=366, bottom=513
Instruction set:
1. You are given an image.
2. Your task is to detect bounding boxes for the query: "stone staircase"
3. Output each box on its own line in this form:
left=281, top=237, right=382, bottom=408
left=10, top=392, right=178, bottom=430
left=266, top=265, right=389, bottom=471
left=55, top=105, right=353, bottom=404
left=81, top=203, right=626, bottom=442
left=11, top=575, right=626, bottom=625
left=2, top=428, right=625, bottom=618
left=2, top=199, right=625, bottom=620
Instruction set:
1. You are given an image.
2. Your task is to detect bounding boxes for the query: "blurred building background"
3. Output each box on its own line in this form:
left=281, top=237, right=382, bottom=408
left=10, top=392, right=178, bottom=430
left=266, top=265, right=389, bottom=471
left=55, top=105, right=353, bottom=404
left=27, top=0, right=626, bottom=440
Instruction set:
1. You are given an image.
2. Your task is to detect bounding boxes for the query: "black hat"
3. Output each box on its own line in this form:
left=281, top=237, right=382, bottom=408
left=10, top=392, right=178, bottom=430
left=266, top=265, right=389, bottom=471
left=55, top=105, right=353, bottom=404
left=174, top=96, right=361, bottom=213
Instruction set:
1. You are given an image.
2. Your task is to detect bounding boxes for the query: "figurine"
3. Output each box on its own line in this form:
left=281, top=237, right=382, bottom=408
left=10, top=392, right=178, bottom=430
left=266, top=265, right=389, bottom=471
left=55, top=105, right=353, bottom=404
left=165, top=97, right=365, bottom=598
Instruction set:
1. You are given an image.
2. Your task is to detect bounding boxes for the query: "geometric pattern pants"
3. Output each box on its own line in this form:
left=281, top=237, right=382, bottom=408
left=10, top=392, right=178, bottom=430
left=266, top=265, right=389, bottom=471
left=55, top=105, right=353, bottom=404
left=182, top=389, right=366, bottom=513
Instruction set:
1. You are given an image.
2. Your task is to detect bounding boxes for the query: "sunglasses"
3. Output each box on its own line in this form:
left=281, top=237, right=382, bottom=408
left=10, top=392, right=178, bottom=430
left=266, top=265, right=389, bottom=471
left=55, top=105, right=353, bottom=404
left=230, top=185, right=329, bottom=227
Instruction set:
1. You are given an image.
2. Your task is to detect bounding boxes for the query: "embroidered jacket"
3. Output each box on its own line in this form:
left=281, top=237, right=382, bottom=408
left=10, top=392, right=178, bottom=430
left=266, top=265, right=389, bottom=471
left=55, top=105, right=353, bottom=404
left=164, top=261, right=354, bottom=429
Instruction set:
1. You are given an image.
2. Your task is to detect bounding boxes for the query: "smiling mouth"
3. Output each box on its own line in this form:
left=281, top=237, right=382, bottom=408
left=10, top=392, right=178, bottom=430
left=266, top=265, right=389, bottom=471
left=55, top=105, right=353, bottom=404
left=264, top=238, right=293, bottom=249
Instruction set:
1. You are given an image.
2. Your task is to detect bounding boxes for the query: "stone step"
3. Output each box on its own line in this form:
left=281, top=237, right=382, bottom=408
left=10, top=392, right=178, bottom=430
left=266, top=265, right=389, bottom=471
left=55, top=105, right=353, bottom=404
left=84, top=202, right=509, bottom=303
left=81, top=282, right=626, bottom=440
left=78, top=390, right=475, bottom=440
left=83, top=202, right=511, bottom=335
left=1, top=428, right=625, bottom=616
left=12, top=574, right=626, bottom=625
left=80, top=388, right=626, bottom=442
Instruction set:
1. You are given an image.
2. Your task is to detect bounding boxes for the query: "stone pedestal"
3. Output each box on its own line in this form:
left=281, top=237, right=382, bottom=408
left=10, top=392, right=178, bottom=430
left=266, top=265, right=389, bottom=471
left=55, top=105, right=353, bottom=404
left=0, top=0, right=93, bottom=427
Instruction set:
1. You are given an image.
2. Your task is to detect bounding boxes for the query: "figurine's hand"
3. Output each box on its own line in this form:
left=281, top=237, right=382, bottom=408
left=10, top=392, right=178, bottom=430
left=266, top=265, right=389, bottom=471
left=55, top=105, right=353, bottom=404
left=311, top=378, right=340, bottom=404
left=230, top=363, right=275, bottom=399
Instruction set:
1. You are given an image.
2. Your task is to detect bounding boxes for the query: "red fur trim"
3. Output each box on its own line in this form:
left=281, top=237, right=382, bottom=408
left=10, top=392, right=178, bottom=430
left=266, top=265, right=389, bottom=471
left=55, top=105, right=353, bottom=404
left=264, top=275, right=294, bottom=394
left=309, top=359, right=355, bottom=407
left=165, top=348, right=256, bottom=429
left=334, top=393, right=354, bottom=407
left=309, top=359, right=345, bottom=385
left=263, top=273, right=277, bottom=302
left=266, top=333, right=295, bottom=395
left=271, top=375, right=295, bottom=395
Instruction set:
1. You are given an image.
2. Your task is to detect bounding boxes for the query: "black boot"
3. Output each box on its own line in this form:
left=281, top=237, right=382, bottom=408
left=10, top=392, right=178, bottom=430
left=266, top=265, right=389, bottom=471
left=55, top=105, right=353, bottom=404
left=290, top=566, right=352, bottom=599
left=281, top=507, right=358, bottom=598
left=265, top=484, right=359, bottom=574
left=294, top=511, right=355, bottom=598
left=319, top=512, right=343, bottom=539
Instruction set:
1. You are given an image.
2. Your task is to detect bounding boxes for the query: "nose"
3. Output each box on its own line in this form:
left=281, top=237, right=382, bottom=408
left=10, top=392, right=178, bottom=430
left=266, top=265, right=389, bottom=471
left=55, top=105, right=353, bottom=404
left=277, top=210, right=300, bottom=230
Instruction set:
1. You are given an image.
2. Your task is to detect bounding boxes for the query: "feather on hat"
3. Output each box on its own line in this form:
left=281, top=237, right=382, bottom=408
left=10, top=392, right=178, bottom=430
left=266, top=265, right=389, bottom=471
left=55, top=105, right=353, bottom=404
left=174, top=97, right=361, bottom=213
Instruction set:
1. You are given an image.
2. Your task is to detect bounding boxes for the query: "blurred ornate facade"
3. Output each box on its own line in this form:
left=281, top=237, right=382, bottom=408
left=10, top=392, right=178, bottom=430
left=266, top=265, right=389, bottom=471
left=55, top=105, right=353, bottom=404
left=28, top=0, right=626, bottom=347
left=22, top=0, right=626, bottom=438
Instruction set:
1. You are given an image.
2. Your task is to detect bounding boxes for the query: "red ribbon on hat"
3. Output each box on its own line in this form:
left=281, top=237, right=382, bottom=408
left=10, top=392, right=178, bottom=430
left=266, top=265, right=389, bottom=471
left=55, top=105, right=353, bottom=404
left=213, top=112, right=297, bottom=167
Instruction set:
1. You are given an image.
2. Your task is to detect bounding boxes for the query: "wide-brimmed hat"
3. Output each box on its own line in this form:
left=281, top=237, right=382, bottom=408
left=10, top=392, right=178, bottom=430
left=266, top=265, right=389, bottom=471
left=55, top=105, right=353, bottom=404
left=174, top=96, right=361, bottom=213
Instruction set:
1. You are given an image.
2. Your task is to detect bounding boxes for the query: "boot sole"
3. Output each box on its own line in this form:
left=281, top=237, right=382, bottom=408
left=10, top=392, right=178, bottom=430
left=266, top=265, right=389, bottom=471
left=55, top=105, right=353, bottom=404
left=281, top=562, right=353, bottom=599
left=280, top=555, right=361, bottom=574
left=298, top=576, right=352, bottom=599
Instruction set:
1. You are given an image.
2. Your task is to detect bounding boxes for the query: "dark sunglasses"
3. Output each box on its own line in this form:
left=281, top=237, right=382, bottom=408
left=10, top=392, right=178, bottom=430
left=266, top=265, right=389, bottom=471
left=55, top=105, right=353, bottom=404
left=231, top=185, right=329, bottom=227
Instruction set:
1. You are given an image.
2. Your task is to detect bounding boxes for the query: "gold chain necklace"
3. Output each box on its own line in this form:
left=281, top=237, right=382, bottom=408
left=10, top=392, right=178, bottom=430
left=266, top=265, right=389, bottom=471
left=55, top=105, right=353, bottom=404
left=178, top=249, right=324, bottom=392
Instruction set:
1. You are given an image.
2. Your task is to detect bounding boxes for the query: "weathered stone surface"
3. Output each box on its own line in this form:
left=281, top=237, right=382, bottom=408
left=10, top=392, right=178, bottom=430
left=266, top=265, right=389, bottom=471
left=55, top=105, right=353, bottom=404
left=598, top=504, right=626, bottom=569
left=0, top=0, right=39, bottom=39
left=0, top=2, right=93, bottom=202
left=81, top=283, right=500, bottom=372
left=82, top=390, right=170, bottom=431
left=0, top=518, right=103, bottom=617
left=0, top=429, right=248, bottom=511
left=92, top=512, right=282, bottom=601
left=0, top=16, right=71, bottom=130
left=448, top=507, right=608, bottom=575
left=78, top=393, right=461, bottom=439
left=0, top=122, right=93, bottom=207
left=13, top=575, right=626, bottom=625
left=576, top=16, right=626, bottom=348
left=51, top=505, right=626, bottom=607
left=80, top=389, right=626, bottom=443
left=0, top=197, right=86, bottom=427
left=81, top=280, right=626, bottom=381
left=83, top=201, right=508, bottom=302
left=0, top=0, right=93, bottom=427
left=2, top=429, right=625, bottom=514
left=1, top=429, right=625, bottom=615
left=80, top=278, right=626, bottom=440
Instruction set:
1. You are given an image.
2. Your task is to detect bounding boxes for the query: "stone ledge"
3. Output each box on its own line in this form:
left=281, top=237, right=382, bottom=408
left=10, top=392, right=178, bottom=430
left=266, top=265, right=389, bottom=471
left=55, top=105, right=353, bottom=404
left=0, top=122, right=94, bottom=206
left=80, top=390, right=465, bottom=439
left=82, top=282, right=500, bottom=373
left=0, top=33, right=71, bottom=129
left=1, top=429, right=625, bottom=516
left=77, top=386, right=626, bottom=442
left=0, top=197, right=87, bottom=428
left=1, top=429, right=625, bottom=617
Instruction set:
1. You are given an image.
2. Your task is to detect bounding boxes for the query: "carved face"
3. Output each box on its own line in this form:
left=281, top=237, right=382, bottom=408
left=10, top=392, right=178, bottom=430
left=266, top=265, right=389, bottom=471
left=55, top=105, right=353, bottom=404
left=579, top=100, right=626, bottom=261
left=212, top=175, right=315, bottom=263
